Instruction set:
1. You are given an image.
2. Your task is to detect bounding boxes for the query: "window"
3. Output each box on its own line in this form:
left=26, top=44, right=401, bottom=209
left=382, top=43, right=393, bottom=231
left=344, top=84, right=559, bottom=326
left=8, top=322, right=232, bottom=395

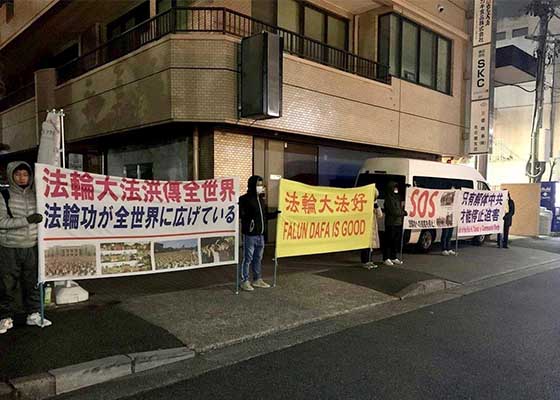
left=2, top=0, right=14, bottom=22
left=496, top=31, right=506, bottom=41
left=52, top=43, right=79, bottom=68
left=378, top=13, right=452, bottom=94
left=378, top=14, right=400, bottom=76
left=436, top=37, right=451, bottom=93
left=477, top=181, right=490, bottom=190
left=107, top=1, right=150, bottom=40
left=125, top=163, right=153, bottom=180
left=277, top=1, right=348, bottom=51
left=401, top=20, right=419, bottom=81
left=512, top=27, right=529, bottom=38
left=419, top=29, right=436, bottom=87
left=278, top=0, right=300, bottom=33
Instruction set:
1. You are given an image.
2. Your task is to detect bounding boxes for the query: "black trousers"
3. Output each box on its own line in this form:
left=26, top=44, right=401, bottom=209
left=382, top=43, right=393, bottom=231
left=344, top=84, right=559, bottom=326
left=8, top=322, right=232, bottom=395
left=383, top=225, right=402, bottom=260
left=0, top=246, right=40, bottom=319
left=497, top=224, right=511, bottom=248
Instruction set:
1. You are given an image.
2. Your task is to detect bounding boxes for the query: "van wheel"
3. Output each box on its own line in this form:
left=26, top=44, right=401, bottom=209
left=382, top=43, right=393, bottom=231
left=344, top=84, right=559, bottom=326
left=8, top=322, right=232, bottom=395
left=471, top=235, right=486, bottom=246
left=417, top=230, right=434, bottom=253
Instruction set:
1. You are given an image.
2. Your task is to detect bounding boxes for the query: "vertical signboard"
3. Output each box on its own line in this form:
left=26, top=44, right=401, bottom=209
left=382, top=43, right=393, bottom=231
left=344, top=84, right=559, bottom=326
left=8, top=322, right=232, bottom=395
left=469, top=0, right=495, bottom=155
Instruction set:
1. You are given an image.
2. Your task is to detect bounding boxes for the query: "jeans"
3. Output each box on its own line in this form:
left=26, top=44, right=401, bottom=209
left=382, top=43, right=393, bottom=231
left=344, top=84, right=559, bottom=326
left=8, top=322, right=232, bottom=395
left=0, top=246, right=40, bottom=319
left=240, top=235, right=265, bottom=283
left=441, top=228, right=453, bottom=251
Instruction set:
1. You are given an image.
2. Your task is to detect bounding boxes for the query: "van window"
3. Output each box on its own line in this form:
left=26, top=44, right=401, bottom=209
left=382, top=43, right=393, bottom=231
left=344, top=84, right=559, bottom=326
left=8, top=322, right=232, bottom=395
left=356, top=173, right=406, bottom=199
left=413, top=176, right=473, bottom=190
left=477, top=181, right=490, bottom=190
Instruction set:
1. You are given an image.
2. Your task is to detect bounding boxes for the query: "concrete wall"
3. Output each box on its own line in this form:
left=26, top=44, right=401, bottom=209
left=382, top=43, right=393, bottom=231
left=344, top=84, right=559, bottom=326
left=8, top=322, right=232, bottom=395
left=0, top=99, right=36, bottom=153
left=501, top=183, right=541, bottom=237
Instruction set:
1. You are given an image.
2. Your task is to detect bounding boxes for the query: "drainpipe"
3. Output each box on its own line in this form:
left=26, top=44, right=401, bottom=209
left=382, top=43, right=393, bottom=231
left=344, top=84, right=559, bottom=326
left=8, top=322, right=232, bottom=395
left=193, top=125, right=200, bottom=180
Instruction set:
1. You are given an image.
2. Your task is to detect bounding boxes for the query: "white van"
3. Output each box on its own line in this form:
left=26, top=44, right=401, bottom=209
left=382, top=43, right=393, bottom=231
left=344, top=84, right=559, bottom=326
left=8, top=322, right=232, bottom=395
left=355, top=157, right=490, bottom=252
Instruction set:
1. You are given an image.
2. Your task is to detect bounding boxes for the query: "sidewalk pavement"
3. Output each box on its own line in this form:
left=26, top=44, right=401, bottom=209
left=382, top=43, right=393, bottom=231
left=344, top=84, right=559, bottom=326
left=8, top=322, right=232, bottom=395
left=2, top=237, right=559, bottom=397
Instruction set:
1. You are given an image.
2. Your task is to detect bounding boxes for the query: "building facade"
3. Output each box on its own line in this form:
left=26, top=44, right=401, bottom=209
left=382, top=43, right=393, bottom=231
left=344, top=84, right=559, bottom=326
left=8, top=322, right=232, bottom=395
left=0, top=0, right=469, bottom=237
left=489, top=12, right=560, bottom=186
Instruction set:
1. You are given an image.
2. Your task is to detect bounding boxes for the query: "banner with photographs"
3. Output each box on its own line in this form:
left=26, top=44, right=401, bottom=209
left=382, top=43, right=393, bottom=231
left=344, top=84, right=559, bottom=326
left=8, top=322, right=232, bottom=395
left=35, top=163, right=239, bottom=282
left=404, top=188, right=458, bottom=230
left=458, top=189, right=507, bottom=237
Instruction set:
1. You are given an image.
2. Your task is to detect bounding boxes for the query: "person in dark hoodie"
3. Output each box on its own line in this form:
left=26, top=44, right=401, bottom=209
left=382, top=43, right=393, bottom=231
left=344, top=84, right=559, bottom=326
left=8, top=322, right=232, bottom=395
left=0, top=161, right=52, bottom=335
left=382, top=181, right=406, bottom=266
left=238, top=175, right=280, bottom=292
left=497, top=193, right=515, bottom=249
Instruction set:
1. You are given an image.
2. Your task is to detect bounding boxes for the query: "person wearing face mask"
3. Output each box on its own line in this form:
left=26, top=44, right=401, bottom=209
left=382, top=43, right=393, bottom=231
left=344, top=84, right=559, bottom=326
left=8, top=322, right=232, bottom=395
left=382, top=181, right=406, bottom=266
left=0, top=162, right=52, bottom=335
left=238, top=175, right=281, bottom=292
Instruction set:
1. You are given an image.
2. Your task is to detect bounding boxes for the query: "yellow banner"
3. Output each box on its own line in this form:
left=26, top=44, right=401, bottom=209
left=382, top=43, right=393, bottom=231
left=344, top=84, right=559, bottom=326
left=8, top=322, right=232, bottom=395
left=276, top=179, right=376, bottom=258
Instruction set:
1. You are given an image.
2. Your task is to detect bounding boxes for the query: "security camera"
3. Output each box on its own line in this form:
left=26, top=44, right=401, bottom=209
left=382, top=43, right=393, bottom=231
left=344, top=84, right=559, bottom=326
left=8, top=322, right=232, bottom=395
left=437, top=4, right=444, bottom=12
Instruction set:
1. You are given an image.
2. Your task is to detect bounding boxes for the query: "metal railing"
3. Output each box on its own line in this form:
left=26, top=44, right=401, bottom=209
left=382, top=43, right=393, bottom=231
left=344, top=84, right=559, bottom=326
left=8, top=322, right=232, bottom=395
left=57, top=9, right=176, bottom=84
left=0, top=82, right=35, bottom=113
left=56, top=7, right=390, bottom=85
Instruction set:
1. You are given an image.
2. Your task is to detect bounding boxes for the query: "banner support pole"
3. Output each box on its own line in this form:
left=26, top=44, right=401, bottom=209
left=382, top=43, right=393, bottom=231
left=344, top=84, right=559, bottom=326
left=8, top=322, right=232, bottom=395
left=235, top=234, right=242, bottom=295
left=400, top=228, right=405, bottom=261
left=39, top=282, right=45, bottom=326
left=273, top=246, right=278, bottom=288
left=455, top=227, right=459, bottom=256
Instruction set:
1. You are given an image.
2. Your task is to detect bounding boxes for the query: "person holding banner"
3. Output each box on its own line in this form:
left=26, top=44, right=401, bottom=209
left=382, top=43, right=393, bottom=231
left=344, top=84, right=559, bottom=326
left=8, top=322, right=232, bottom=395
left=0, top=162, right=52, bottom=334
left=497, top=193, right=515, bottom=249
left=383, top=182, right=406, bottom=266
left=239, top=175, right=280, bottom=292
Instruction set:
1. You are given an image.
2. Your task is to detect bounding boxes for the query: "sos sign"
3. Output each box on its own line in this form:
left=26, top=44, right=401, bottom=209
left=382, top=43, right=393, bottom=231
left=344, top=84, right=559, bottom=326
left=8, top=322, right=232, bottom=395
left=408, top=189, right=439, bottom=218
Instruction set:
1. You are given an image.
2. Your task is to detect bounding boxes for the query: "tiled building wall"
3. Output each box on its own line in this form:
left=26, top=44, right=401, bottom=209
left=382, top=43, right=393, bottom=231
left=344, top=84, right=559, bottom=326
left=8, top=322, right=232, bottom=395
left=56, top=38, right=173, bottom=142
left=213, top=130, right=253, bottom=193
left=0, top=0, right=57, bottom=48
left=0, top=99, right=36, bottom=153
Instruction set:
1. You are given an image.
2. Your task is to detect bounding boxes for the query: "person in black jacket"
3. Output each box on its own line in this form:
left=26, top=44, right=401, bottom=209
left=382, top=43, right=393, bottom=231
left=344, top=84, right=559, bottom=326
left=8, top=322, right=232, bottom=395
left=383, top=181, right=406, bottom=266
left=238, top=175, right=280, bottom=291
left=497, top=193, right=515, bottom=249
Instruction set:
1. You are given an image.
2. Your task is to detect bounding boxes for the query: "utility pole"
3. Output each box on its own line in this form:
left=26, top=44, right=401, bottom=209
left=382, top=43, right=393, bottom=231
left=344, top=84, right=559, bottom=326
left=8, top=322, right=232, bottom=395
left=526, top=0, right=557, bottom=182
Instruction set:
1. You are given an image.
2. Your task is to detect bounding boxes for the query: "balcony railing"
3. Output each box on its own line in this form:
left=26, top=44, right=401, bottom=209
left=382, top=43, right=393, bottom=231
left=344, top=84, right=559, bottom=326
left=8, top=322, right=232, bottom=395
left=0, top=82, right=35, bottom=113
left=57, top=7, right=390, bottom=85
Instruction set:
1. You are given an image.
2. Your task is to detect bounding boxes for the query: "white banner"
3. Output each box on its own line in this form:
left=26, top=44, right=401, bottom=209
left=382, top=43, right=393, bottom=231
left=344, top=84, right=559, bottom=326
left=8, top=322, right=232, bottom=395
left=404, top=187, right=458, bottom=230
left=35, top=164, right=239, bottom=282
left=458, top=189, right=506, bottom=237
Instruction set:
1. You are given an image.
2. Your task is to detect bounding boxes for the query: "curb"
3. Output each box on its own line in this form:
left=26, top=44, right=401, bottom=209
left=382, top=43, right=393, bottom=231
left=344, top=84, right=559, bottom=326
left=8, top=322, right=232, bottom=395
left=396, top=279, right=459, bottom=300
left=1, top=347, right=194, bottom=399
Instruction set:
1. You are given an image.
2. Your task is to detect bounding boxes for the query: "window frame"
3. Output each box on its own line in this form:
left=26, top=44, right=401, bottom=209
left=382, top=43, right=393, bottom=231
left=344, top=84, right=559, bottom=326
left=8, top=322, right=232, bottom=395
left=377, top=12, right=453, bottom=95
left=276, top=0, right=349, bottom=51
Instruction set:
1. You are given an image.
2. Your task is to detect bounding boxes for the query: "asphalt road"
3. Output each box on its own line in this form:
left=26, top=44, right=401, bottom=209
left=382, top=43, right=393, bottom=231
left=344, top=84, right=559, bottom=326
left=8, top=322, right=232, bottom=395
left=124, top=266, right=560, bottom=400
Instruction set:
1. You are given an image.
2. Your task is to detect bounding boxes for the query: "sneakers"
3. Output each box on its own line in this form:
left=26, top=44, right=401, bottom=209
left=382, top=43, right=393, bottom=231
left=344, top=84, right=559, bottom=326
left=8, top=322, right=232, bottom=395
left=383, top=259, right=394, bottom=266
left=26, top=312, right=53, bottom=328
left=442, top=250, right=449, bottom=256
left=392, top=259, right=403, bottom=265
left=240, top=281, right=254, bottom=292
left=0, top=318, right=13, bottom=334
left=252, top=279, right=271, bottom=289
left=362, top=262, right=378, bottom=270
left=448, top=250, right=457, bottom=256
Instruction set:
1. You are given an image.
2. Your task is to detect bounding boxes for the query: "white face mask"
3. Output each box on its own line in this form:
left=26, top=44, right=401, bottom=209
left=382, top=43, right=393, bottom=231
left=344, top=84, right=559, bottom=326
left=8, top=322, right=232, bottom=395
left=256, top=185, right=265, bottom=195
left=393, top=189, right=398, bottom=194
